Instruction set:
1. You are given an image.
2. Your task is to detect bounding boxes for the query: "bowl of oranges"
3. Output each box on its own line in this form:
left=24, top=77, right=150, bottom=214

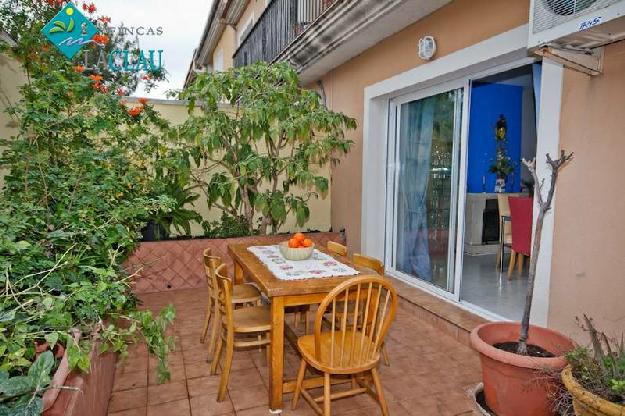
left=279, top=233, right=314, bottom=261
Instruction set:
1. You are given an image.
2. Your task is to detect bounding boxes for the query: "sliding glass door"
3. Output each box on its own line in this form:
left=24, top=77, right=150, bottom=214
left=387, top=86, right=464, bottom=296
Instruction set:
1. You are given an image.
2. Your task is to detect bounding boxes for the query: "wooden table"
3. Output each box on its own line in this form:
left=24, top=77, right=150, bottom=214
left=228, top=243, right=378, bottom=412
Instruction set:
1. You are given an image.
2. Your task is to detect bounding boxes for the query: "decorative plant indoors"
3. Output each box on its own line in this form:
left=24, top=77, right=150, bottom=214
left=471, top=150, right=577, bottom=416
left=180, top=62, right=356, bottom=235
left=562, top=315, right=624, bottom=415
left=489, top=114, right=514, bottom=192
left=0, top=1, right=180, bottom=414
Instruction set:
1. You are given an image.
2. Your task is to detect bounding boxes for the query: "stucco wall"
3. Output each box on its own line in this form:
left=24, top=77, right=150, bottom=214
left=548, top=40, right=625, bottom=342
left=213, top=26, right=236, bottom=71
left=320, top=0, right=530, bottom=252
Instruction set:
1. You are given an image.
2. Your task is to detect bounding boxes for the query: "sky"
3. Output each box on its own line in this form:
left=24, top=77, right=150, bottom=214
left=96, top=0, right=214, bottom=99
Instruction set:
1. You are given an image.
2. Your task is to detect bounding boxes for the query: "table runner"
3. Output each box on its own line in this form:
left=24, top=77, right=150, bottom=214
left=247, top=245, right=359, bottom=280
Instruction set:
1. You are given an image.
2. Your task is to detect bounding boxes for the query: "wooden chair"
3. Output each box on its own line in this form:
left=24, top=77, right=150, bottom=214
left=292, top=240, right=346, bottom=333
left=292, top=275, right=397, bottom=416
left=351, top=254, right=390, bottom=367
left=326, top=241, right=347, bottom=257
left=200, top=249, right=262, bottom=357
left=211, top=264, right=272, bottom=401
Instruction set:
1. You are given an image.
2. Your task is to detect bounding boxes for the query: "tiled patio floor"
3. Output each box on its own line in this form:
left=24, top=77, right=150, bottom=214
left=108, top=288, right=483, bottom=416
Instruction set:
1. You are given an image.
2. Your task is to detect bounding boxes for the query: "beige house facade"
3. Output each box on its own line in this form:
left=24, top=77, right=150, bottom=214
left=187, top=0, right=625, bottom=343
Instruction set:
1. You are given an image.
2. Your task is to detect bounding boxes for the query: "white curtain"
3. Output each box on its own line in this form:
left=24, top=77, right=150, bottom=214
left=396, top=98, right=435, bottom=282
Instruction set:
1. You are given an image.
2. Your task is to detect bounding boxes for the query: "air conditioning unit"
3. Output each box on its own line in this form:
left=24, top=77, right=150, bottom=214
left=529, top=0, right=625, bottom=73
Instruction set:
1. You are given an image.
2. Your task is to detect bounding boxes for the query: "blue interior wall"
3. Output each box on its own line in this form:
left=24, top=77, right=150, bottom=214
left=467, top=82, right=523, bottom=193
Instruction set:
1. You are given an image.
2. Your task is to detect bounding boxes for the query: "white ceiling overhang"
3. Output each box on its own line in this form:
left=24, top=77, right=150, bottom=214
left=275, top=0, right=453, bottom=84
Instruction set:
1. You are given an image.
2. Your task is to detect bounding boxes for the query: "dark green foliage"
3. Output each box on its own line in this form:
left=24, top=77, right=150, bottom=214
left=181, top=62, right=356, bottom=234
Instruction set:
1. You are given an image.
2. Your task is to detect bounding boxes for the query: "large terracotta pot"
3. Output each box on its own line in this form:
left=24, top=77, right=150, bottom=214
left=471, top=322, right=575, bottom=416
left=562, top=366, right=625, bottom=416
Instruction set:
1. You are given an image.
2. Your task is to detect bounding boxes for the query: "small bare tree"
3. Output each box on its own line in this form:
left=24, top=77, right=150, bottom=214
left=517, top=150, right=574, bottom=355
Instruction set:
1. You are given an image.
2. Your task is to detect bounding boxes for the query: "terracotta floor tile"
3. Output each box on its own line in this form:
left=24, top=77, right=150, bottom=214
left=113, top=370, right=147, bottom=392
left=184, top=360, right=213, bottom=379
left=108, top=388, right=147, bottom=413
left=146, top=399, right=190, bottom=416
left=187, top=375, right=220, bottom=397
left=226, top=368, right=264, bottom=391
left=228, top=384, right=269, bottom=411
left=236, top=406, right=276, bottom=416
left=189, top=394, right=234, bottom=416
left=108, top=407, right=147, bottom=416
left=114, top=289, right=484, bottom=416
left=147, top=380, right=188, bottom=406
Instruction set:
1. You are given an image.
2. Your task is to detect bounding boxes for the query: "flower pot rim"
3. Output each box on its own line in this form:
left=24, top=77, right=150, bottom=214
left=470, top=321, right=574, bottom=370
left=562, top=365, right=625, bottom=416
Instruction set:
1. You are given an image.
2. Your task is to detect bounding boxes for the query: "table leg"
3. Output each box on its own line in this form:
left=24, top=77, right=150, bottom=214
left=234, top=261, right=244, bottom=284
left=269, top=296, right=285, bottom=412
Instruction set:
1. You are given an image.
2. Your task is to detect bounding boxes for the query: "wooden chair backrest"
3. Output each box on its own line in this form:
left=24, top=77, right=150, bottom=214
left=214, top=264, right=233, bottom=337
left=327, top=241, right=348, bottom=257
left=352, top=253, right=384, bottom=276
left=203, top=249, right=223, bottom=293
left=314, top=276, right=397, bottom=371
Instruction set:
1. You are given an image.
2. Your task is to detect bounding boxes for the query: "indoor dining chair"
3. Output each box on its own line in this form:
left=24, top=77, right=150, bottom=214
left=507, top=197, right=533, bottom=278
left=200, top=249, right=262, bottom=356
left=496, top=194, right=513, bottom=270
left=292, top=275, right=397, bottom=416
left=211, top=264, right=272, bottom=402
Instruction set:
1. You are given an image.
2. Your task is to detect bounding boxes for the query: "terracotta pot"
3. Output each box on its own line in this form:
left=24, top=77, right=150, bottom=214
left=562, top=366, right=625, bottom=416
left=470, top=322, right=575, bottom=416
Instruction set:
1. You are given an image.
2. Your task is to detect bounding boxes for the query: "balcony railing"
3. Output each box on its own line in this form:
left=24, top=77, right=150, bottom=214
left=233, top=0, right=336, bottom=68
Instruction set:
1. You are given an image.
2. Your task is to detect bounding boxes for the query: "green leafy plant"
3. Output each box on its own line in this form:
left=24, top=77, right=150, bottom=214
left=201, top=212, right=254, bottom=239
left=566, top=315, right=625, bottom=404
left=0, top=2, right=185, bottom=413
left=180, top=62, right=356, bottom=235
left=489, top=114, right=514, bottom=179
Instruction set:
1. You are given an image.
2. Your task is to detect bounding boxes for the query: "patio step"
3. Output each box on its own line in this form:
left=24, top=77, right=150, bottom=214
left=388, top=277, right=489, bottom=347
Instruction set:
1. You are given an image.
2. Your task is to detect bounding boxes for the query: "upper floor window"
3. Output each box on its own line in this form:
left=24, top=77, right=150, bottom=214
left=213, top=49, right=224, bottom=72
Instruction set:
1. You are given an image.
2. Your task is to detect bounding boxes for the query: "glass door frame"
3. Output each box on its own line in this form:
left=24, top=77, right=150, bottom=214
left=384, top=78, right=471, bottom=302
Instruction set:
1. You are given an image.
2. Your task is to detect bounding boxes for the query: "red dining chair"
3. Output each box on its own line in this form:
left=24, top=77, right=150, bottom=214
left=508, top=197, right=533, bottom=278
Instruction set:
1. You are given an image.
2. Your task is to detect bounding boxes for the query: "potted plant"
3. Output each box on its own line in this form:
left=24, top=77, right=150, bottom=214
left=489, top=115, right=514, bottom=192
left=562, top=315, right=624, bottom=416
left=471, top=150, right=576, bottom=416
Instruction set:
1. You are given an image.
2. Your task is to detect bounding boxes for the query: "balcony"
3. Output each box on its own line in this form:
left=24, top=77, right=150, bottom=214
left=233, top=0, right=336, bottom=68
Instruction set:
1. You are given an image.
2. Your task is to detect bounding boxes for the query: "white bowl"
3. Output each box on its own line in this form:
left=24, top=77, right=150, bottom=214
left=279, top=241, right=314, bottom=261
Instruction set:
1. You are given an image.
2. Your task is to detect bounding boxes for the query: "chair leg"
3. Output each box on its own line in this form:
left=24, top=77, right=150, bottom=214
left=517, top=254, right=524, bottom=273
left=371, top=367, right=389, bottom=416
left=323, top=372, right=331, bottom=416
left=303, top=309, right=309, bottom=334
left=381, top=343, right=390, bottom=367
left=200, top=296, right=212, bottom=343
left=292, top=358, right=307, bottom=410
left=265, top=343, right=271, bottom=368
left=293, top=311, right=300, bottom=330
left=207, top=306, right=220, bottom=360
left=217, top=341, right=234, bottom=402
left=210, top=335, right=222, bottom=376
left=508, top=250, right=517, bottom=278
left=496, top=248, right=501, bottom=271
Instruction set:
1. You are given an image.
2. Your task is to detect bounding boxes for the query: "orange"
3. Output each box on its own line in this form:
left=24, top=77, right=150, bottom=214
left=302, top=238, right=313, bottom=248
left=294, top=232, right=306, bottom=242
left=288, top=238, right=300, bottom=248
